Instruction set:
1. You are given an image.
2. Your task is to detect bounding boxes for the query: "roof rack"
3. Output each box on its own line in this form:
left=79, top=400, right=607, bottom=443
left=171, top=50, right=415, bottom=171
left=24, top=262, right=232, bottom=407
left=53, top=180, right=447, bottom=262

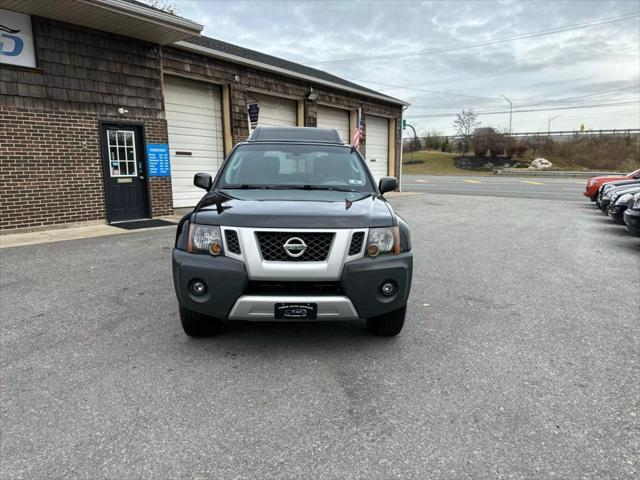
left=247, top=127, right=344, bottom=144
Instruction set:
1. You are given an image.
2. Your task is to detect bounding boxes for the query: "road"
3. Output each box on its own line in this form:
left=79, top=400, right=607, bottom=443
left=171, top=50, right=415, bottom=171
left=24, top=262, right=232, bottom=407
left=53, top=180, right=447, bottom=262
left=1, top=194, right=639, bottom=479
left=402, top=174, right=585, bottom=201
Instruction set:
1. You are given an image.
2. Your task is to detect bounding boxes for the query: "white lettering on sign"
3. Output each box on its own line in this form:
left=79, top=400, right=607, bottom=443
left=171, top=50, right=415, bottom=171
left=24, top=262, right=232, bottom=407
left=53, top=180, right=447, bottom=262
left=0, top=9, right=36, bottom=68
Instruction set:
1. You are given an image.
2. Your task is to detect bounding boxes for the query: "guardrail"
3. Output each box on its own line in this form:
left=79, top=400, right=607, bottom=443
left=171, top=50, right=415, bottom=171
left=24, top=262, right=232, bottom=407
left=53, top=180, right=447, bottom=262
left=493, top=169, right=625, bottom=178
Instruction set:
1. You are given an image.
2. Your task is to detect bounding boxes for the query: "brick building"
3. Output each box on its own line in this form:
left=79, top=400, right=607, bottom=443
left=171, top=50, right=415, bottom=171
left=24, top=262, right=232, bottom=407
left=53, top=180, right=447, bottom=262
left=0, top=0, right=407, bottom=231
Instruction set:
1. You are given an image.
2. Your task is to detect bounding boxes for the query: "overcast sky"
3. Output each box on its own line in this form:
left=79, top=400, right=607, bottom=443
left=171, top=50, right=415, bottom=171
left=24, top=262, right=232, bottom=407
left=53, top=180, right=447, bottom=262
left=169, top=0, right=639, bottom=136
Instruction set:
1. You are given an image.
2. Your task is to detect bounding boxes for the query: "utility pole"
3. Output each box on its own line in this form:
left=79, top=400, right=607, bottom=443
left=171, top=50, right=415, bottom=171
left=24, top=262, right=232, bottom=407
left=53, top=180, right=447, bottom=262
left=500, top=95, right=512, bottom=134
left=548, top=115, right=560, bottom=135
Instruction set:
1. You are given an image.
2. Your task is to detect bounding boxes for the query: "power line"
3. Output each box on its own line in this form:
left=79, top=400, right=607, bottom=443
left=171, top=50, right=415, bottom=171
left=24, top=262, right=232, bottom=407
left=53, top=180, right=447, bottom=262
left=408, top=108, right=639, bottom=131
left=406, top=100, right=640, bottom=119
left=405, top=84, right=640, bottom=109
left=313, top=11, right=640, bottom=65
left=343, top=78, right=500, bottom=100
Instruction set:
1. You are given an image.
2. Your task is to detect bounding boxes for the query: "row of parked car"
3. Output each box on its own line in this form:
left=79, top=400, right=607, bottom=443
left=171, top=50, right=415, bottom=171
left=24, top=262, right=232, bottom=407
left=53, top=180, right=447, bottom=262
left=583, top=168, right=640, bottom=236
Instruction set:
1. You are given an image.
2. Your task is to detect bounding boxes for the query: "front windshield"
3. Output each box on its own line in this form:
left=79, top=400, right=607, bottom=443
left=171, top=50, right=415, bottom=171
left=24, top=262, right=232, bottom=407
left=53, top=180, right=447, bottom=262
left=217, top=144, right=375, bottom=192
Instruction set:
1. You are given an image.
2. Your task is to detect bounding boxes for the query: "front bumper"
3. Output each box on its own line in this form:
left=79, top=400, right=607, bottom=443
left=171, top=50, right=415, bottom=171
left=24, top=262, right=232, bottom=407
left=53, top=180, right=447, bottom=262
left=623, top=208, right=640, bottom=235
left=172, top=249, right=413, bottom=320
left=608, top=205, right=626, bottom=222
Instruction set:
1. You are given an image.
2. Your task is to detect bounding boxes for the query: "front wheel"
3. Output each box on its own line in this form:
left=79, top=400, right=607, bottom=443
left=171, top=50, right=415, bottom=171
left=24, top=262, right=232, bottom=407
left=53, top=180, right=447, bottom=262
left=179, top=305, right=221, bottom=337
left=366, top=306, right=406, bottom=337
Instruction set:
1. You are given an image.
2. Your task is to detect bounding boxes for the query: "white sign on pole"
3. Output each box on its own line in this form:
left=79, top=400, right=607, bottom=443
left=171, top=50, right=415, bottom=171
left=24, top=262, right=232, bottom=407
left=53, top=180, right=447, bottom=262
left=0, top=9, right=36, bottom=68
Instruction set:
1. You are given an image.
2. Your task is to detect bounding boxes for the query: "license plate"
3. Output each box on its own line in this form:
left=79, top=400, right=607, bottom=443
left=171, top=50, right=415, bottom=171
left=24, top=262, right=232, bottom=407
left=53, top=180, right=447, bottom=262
left=274, top=303, right=317, bottom=320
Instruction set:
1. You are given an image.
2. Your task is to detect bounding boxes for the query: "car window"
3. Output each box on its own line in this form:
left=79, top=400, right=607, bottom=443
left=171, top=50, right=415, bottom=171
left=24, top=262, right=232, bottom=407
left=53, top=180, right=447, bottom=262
left=219, top=144, right=374, bottom=192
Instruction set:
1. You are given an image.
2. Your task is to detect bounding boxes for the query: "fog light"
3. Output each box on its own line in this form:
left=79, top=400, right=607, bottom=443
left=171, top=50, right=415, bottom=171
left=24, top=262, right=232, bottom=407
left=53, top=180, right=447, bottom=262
left=380, top=281, right=396, bottom=296
left=209, top=242, right=222, bottom=256
left=190, top=280, right=206, bottom=296
left=367, top=243, right=380, bottom=257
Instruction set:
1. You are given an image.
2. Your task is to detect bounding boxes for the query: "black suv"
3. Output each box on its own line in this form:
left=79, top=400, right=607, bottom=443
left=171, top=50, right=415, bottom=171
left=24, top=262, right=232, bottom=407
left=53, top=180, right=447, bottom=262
left=172, top=127, right=413, bottom=337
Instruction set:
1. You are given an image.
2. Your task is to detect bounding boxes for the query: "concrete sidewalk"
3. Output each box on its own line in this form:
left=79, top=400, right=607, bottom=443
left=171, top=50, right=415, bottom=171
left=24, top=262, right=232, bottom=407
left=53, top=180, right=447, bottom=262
left=0, top=216, right=182, bottom=249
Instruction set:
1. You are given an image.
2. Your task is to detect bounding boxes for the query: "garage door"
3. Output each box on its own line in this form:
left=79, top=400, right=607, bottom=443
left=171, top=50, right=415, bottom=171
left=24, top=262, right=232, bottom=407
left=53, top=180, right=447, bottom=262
left=317, top=105, right=350, bottom=142
left=251, top=93, right=297, bottom=128
left=365, top=115, right=389, bottom=183
left=164, top=76, right=224, bottom=208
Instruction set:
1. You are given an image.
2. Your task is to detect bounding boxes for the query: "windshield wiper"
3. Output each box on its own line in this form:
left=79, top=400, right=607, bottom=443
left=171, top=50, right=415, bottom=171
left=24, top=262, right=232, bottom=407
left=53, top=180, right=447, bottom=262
left=221, top=184, right=273, bottom=190
left=221, top=184, right=362, bottom=193
left=290, top=185, right=360, bottom=192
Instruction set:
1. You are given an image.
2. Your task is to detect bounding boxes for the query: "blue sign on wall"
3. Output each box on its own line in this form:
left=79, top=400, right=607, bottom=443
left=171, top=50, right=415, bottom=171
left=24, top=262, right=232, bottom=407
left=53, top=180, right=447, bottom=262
left=146, top=144, right=170, bottom=177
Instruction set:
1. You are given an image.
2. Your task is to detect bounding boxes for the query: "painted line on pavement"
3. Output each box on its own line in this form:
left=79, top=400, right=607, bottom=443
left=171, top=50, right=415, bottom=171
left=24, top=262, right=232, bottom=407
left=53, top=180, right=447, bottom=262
left=520, top=180, right=546, bottom=185
left=463, top=179, right=482, bottom=184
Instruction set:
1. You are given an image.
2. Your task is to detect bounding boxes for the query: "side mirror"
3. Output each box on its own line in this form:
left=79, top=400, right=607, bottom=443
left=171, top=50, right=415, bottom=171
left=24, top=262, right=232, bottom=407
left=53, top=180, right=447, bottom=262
left=194, top=172, right=212, bottom=190
left=378, top=176, right=398, bottom=194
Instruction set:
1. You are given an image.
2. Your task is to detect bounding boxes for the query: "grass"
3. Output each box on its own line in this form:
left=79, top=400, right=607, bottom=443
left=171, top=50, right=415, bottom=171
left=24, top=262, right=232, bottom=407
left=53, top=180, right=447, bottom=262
left=401, top=150, right=491, bottom=176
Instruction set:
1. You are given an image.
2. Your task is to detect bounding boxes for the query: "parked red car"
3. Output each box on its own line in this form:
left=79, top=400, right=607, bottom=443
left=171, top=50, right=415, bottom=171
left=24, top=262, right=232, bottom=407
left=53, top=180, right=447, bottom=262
left=583, top=169, right=640, bottom=201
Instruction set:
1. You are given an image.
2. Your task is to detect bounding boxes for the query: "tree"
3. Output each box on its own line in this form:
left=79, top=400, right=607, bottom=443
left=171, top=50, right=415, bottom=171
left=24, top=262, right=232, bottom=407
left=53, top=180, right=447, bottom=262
left=423, top=130, right=443, bottom=150
left=145, top=0, right=180, bottom=14
left=453, top=110, right=480, bottom=155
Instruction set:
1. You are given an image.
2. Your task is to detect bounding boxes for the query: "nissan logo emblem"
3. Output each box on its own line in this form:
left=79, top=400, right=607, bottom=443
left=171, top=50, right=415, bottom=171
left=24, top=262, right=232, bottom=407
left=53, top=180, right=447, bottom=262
left=283, top=237, right=307, bottom=258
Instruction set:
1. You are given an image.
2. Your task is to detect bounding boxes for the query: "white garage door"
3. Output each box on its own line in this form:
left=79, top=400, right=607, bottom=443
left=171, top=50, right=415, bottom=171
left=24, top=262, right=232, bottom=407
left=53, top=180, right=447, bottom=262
left=365, top=115, right=389, bottom=183
left=251, top=93, right=297, bottom=128
left=164, top=76, right=224, bottom=208
left=317, top=105, right=350, bottom=142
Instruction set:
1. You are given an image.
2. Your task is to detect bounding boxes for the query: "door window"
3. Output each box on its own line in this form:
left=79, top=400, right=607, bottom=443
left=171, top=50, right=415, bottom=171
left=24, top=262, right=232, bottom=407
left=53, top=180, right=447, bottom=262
left=107, top=130, right=137, bottom=177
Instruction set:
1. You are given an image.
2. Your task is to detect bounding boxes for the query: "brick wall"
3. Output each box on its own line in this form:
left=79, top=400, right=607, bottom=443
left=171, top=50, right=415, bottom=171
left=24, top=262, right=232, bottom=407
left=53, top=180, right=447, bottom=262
left=0, top=18, right=171, bottom=231
left=0, top=107, right=169, bottom=230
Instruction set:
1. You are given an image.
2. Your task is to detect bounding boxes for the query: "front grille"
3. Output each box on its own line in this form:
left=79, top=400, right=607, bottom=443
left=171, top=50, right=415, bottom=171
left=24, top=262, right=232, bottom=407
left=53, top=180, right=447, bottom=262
left=246, top=281, right=342, bottom=295
left=349, top=232, right=365, bottom=255
left=225, top=230, right=241, bottom=254
left=256, top=232, right=334, bottom=261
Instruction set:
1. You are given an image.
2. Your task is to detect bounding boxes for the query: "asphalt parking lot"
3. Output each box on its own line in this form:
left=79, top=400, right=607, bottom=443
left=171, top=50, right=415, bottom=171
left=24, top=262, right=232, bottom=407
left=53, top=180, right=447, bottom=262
left=1, top=193, right=638, bottom=479
left=402, top=174, right=585, bottom=200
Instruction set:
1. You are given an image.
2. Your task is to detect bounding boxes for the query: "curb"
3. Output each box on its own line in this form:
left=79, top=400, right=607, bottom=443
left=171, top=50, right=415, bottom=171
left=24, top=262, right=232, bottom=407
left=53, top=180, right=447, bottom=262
left=493, top=169, right=624, bottom=178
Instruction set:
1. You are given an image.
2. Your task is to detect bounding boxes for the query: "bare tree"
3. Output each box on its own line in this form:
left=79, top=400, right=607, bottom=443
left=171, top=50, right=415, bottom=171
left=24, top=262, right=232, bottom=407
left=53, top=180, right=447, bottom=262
left=453, top=110, right=480, bottom=155
left=145, top=0, right=180, bottom=14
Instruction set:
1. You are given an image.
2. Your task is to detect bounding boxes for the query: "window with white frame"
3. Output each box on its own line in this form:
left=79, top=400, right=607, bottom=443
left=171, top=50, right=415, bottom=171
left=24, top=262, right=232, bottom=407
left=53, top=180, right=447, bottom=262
left=107, top=130, right=137, bottom=177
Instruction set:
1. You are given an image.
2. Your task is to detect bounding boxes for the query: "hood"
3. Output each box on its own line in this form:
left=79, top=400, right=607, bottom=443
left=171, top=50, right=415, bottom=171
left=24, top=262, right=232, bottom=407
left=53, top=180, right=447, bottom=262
left=192, top=189, right=395, bottom=228
left=592, top=175, right=626, bottom=182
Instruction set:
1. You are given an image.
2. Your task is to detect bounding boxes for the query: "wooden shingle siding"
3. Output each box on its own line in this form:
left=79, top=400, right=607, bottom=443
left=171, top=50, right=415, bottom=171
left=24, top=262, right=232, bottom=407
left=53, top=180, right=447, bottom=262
left=0, top=17, right=164, bottom=118
left=161, top=47, right=403, bottom=156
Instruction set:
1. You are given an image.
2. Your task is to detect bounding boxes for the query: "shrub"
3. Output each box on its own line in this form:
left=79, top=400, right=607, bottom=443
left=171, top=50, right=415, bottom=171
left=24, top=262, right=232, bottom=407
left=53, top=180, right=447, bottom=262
left=506, top=141, right=528, bottom=158
left=472, top=134, right=489, bottom=156
left=525, top=134, right=639, bottom=170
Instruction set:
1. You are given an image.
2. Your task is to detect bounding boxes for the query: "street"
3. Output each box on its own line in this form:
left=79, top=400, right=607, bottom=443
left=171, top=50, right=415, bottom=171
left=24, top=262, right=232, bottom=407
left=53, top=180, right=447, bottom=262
left=402, top=174, right=585, bottom=201
left=1, top=193, right=639, bottom=479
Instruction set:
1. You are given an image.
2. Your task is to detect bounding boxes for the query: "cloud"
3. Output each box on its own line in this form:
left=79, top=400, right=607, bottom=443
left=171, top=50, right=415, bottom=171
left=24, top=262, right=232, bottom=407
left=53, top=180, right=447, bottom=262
left=173, top=0, right=639, bottom=134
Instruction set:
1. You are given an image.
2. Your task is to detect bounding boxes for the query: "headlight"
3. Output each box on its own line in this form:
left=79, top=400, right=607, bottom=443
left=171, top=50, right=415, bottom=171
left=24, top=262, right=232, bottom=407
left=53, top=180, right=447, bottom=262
left=366, top=227, right=399, bottom=256
left=614, top=193, right=633, bottom=205
left=634, top=195, right=640, bottom=209
left=188, top=224, right=223, bottom=255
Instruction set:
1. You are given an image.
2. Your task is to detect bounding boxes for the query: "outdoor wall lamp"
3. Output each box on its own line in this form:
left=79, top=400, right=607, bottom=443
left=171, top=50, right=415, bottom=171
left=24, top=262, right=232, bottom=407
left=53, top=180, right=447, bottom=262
left=306, top=88, right=319, bottom=101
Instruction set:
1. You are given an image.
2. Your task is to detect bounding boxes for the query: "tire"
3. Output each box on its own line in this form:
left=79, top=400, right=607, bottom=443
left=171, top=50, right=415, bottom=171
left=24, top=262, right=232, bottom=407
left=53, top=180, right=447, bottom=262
left=179, top=305, right=221, bottom=337
left=366, top=306, right=406, bottom=337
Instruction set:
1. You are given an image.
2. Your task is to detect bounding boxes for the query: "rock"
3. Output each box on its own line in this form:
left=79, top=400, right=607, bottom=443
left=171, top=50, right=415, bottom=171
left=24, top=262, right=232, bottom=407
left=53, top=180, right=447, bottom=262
left=530, top=158, right=553, bottom=169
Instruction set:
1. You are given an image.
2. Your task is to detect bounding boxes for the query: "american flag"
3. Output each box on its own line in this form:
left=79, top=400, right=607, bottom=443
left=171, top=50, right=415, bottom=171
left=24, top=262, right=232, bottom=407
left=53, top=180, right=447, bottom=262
left=352, top=107, right=363, bottom=148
